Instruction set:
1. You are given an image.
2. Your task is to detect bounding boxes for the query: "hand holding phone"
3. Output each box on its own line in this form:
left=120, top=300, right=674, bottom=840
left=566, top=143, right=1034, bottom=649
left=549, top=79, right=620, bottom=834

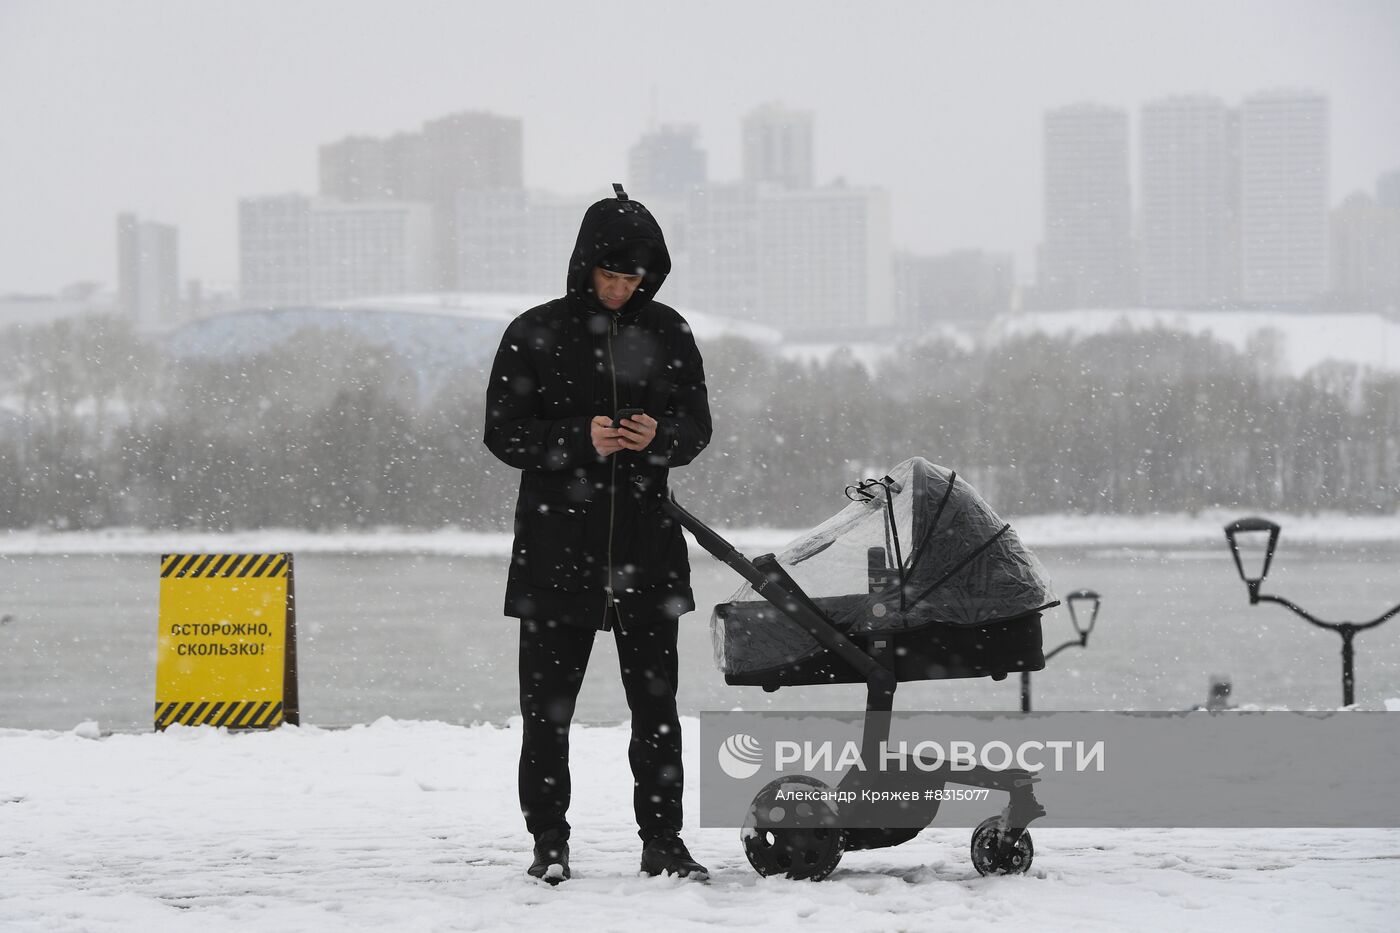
left=611, top=408, right=656, bottom=452
left=612, top=407, right=645, bottom=428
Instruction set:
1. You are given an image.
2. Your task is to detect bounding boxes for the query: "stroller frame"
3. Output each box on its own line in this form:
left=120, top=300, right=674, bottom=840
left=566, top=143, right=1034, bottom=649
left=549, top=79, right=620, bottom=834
left=665, top=488, right=1048, bottom=880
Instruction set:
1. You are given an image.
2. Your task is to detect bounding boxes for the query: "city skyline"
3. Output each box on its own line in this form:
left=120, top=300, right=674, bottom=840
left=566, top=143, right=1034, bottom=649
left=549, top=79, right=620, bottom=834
left=2, top=1, right=1399, bottom=298
left=34, top=88, right=1400, bottom=333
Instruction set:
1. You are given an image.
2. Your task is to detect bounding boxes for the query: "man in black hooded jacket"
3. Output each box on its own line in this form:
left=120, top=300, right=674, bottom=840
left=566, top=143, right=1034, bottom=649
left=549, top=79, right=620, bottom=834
left=483, top=185, right=712, bottom=884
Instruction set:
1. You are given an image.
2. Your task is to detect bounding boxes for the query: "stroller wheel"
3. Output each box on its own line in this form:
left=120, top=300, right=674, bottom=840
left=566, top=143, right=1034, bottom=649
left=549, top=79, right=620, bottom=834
left=970, top=815, right=1034, bottom=876
left=740, top=775, right=845, bottom=881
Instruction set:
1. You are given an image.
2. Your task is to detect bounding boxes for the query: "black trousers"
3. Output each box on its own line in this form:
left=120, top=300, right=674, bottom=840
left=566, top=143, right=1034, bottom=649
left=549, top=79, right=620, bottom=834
left=517, top=612, right=683, bottom=843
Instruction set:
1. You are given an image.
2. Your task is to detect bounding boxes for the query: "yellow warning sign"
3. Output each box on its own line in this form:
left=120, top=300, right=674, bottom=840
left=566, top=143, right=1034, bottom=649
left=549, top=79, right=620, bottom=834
left=155, top=553, right=299, bottom=730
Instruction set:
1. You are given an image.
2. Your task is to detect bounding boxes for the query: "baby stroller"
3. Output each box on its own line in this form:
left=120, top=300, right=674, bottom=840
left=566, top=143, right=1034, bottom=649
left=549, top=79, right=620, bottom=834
left=663, top=457, right=1058, bottom=880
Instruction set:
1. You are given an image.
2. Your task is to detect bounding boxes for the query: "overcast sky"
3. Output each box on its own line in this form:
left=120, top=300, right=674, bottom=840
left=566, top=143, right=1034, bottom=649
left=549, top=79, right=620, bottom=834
left=2, top=0, right=1399, bottom=295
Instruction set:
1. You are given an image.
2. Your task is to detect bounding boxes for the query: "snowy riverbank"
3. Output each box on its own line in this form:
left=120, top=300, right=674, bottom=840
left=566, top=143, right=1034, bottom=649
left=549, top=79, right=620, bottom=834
left=3, top=717, right=1399, bottom=932
left=1, top=509, right=1398, bottom=557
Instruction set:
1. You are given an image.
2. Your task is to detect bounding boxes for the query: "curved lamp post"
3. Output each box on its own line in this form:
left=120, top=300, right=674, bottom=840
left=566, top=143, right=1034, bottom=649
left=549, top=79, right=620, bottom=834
left=1021, top=589, right=1102, bottom=712
left=1224, top=516, right=1400, bottom=707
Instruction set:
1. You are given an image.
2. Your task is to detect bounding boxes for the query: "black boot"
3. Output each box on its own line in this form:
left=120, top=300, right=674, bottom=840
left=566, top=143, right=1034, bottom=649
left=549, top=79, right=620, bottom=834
left=527, top=830, right=571, bottom=885
left=640, top=835, right=709, bottom=880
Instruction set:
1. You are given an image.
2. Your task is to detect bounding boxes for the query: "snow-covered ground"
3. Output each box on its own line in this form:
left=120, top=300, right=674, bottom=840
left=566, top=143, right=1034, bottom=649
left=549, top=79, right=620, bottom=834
left=1, top=509, right=1396, bottom=557
left=3, top=718, right=1398, bottom=932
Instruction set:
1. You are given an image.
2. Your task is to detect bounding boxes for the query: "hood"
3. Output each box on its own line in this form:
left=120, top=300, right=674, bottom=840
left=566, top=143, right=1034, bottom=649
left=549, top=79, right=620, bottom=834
left=711, top=457, right=1059, bottom=676
left=566, top=188, right=672, bottom=317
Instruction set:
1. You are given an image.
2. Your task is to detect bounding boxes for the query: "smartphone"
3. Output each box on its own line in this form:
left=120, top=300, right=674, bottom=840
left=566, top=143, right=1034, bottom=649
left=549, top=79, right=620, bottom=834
left=612, top=407, right=645, bottom=428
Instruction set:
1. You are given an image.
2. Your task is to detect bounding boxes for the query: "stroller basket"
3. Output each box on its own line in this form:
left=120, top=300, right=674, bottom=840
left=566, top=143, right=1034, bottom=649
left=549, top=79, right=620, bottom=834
left=715, top=599, right=1045, bottom=689
left=684, top=457, right=1057, bottom=690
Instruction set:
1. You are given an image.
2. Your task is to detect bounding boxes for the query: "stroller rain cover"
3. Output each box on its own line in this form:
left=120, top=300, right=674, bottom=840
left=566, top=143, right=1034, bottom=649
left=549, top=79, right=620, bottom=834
left=713, top=457, right=1057, bottom=676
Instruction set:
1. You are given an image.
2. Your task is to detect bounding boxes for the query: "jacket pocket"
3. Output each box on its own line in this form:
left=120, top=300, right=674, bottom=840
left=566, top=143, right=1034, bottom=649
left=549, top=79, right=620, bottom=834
left=523, top=499, right=594, bottom=592
left=633, top=489, right=688, bottom=590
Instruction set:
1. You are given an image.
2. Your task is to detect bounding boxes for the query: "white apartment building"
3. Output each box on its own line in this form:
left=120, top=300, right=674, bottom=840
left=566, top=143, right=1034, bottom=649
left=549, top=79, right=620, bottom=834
left=1240, top=91, right=1329, bottom=305
left=1038, top=103, right=1135, bottom=308
left=117, top=213, right=180, bottom=331
left=1330, top=191, right=1400, bottom=309
left=319, top=111, right=523, bottom=290
left=678, top=183, right=762, bottom=318
left=1140, top=96, right=1240, bottom=308
left=756, top=184, right=892, bottom=331
left=308, top=200, right=433, bottom=302
left=239, top=195, right=313, bottom=307
left=240, top=195, right=432, bottom=307
left=742, top=103, right=815, bottom=190
left=628, top=125, right=707, bottom=199
left=456, top=189, right=590, bottom=295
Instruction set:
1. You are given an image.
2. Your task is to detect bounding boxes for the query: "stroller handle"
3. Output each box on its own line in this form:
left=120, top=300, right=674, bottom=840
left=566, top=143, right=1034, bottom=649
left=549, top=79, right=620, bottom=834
left=663, top=493, right=894, bottom=696
left=662, top=494, right=748, bottom=573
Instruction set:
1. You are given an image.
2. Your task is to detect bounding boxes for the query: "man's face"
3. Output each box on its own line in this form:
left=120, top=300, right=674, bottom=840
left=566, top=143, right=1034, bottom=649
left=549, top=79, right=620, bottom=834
left=592, top=267, right=643, bottom=311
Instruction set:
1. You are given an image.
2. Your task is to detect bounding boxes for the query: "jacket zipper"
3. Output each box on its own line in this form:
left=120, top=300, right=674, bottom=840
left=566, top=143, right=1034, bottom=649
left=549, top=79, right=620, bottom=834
left=602, top=313, right=623, bottom=634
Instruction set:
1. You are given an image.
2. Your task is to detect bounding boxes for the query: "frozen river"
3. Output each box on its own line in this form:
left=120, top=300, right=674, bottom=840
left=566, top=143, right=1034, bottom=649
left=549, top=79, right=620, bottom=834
left=2, top=542, right=1399, bottom=731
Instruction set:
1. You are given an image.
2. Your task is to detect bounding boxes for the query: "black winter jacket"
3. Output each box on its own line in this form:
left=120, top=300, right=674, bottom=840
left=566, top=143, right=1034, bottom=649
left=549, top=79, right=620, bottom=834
left=483, top=193, right=712, bottom=630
